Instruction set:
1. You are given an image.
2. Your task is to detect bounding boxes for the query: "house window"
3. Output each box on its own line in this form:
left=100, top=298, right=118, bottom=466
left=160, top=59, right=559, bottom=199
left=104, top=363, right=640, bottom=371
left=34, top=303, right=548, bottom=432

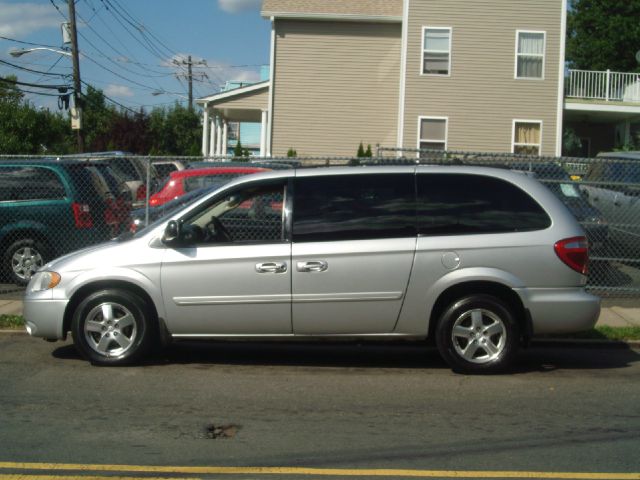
left=513, top=121, right=542, bottom=155
left=419, top=117, right=447, bottom=152
left=516, top=31, right=545, bottom=79
left=422, top=27, right=451, bottom=75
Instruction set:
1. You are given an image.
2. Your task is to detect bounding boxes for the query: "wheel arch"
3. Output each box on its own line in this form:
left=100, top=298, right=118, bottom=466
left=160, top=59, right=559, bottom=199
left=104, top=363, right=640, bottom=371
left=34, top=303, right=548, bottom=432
left=428, top=281, right=529, bottom=343
left=63, top=280, right=159, bottom=337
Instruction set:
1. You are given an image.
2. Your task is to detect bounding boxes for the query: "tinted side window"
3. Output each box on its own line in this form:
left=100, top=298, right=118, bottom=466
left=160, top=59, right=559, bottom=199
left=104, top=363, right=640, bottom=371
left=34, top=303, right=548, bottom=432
left=417, top=174, right=550, bottom=235
left=293, top=174, right=416, bottom=242
left=0, top=166, right=65, bottom=201
left=106, top=159, right=139, bottom=181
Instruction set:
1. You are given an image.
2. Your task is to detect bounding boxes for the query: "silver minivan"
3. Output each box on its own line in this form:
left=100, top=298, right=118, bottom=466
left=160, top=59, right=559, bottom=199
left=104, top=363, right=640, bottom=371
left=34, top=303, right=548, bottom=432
left=23, top=166, right=600, bottom=373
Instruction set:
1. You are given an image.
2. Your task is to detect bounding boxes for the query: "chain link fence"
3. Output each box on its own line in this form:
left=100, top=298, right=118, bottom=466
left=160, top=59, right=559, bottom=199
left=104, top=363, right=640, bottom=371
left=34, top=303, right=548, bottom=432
left=1, top=151, right=639, bottom=298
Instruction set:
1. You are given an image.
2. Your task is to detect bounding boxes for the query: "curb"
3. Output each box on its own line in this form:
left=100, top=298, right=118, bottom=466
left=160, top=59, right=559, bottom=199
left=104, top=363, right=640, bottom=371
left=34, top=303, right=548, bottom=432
left=531, top=338, right=640, bottom=349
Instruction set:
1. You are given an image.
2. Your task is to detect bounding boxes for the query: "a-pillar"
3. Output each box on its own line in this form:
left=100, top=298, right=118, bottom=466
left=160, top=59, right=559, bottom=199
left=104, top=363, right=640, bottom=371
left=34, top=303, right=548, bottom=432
left=260, top=110, right=268, bottom=157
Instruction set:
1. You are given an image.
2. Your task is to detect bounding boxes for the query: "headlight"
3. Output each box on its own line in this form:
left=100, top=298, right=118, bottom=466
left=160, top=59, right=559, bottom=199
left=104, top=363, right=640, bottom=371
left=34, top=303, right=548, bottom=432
left=29, top=271, right=61, bottom=293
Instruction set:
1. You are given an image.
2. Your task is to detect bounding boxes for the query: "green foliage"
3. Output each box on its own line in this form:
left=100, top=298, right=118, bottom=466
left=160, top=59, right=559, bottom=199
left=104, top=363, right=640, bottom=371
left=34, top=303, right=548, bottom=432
left=562, top=127, right=583, bottom=156
left=0, top=76, right=74, bottom=154
left=287, top=147, right=297, bottom=157
left=567, top=0, right=640, bottom=72
left=357, top=142, right=365, bottom=158
left=364, top=144, right=372, bottom=157
left=233, top=139, right=244, bottom=157
left=0, top=79, right=202, bottom=156
left=0, top=315, right=23, bottom=329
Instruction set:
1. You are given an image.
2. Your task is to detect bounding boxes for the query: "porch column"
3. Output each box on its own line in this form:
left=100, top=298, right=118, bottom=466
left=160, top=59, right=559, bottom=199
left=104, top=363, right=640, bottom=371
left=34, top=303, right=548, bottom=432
left=260, top=110, right=268, bottom=157
left=208, top=118, right=216, bottom=157
left=201, top=107, right=209, bottom=156
left=222, top=119, right=228, bottom=156
left=216, top=116, right=223, bottom=156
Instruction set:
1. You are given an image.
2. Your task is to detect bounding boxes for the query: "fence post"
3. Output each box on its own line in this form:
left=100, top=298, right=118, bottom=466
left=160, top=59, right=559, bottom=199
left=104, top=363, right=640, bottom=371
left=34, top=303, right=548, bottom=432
left=145, top=157, right=150, bottom=227
left=605, top=69, right=610, bottom=101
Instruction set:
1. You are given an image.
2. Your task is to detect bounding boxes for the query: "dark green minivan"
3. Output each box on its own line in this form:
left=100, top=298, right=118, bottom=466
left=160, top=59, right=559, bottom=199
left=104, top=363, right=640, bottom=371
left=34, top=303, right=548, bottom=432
left=0, top=160, right=131, bottom=285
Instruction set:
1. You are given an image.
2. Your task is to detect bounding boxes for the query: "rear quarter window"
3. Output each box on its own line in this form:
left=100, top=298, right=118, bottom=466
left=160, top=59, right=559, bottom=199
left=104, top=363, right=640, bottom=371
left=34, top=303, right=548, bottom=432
left=0, top=166, right=66, bottom=201
left=417, top=173, right=550, bottom=235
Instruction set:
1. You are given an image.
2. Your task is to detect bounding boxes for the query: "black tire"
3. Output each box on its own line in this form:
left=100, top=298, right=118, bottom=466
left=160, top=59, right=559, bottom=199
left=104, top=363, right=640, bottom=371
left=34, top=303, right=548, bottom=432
left=71, top=289, right=156, bottom=366
left=4, top=238, right=48, bottom=286
left=435, top=294, right=520, bottom=374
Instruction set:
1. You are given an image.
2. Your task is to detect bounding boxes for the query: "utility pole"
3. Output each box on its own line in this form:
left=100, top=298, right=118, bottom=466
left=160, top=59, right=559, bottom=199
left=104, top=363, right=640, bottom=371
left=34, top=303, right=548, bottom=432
left=173, top=56, right=207, bottom=111
left=67, top=0, right=84, bottom=152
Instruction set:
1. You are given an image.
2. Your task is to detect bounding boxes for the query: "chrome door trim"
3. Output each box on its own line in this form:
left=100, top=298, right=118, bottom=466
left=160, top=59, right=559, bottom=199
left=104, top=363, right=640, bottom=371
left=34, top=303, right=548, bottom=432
left=173, top=294, right=291, bottom=305
left=292, top=291, right=403, bottom=303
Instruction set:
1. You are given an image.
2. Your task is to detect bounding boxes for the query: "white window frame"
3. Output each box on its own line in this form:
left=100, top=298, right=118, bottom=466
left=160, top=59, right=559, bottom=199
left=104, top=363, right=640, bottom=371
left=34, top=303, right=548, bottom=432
left=421, top=26, right=452, bottom=77
left=515, top=30, right=546, bottom=80
left=512, top=119, right=543, bottom=155
left=417, top=116, right=448, bottom=154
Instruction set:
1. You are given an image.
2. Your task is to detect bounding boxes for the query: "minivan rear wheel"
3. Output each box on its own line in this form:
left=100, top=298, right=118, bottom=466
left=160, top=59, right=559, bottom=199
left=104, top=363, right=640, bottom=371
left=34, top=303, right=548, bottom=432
left=436, top=294, right=520, bottom=374
left=71, top=289, right=156, bottom=366
left=4, top=238, right=47, bottom=286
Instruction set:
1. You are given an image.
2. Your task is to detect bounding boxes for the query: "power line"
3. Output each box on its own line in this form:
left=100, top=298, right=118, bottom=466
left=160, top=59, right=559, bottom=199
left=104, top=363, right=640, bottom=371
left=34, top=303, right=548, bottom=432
left=79, top=1, right=175, bottom=76
left=0, top=77, right=71, bottom=90
left=75, top=8, right=174, bottom=80
left=108, top=0, right=179, bottom=58
left=0, top=35, right=62, bottom=49
left=14, top=88, right=70, bottom=98
left=0, top=58, right=68, bottom=77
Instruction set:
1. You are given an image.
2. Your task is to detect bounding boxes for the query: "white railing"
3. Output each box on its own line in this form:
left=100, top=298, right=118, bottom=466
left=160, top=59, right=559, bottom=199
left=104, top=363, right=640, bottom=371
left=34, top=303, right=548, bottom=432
left=566, top=69, right=640, bottom=103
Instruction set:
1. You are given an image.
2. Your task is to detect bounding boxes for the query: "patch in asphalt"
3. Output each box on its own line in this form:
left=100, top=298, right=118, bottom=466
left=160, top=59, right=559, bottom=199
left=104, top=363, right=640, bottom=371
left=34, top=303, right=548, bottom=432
left=203, top=423, right=240, bottom=439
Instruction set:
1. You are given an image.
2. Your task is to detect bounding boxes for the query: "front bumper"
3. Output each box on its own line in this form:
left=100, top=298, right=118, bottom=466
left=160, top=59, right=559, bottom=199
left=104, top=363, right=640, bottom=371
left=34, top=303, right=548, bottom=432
left=23, top=297, right=69, bottom=340
left=515, top=287, right=600, bottom=335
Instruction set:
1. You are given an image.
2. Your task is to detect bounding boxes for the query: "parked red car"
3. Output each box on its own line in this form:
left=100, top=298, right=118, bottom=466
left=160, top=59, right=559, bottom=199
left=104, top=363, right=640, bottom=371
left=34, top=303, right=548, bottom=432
left=149, top=167, right=268, bottom=207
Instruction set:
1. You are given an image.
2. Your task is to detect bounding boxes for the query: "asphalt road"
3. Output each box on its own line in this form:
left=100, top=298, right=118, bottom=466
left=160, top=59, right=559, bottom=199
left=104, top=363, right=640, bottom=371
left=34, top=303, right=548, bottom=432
left=0, top=333, right=639, bottom=480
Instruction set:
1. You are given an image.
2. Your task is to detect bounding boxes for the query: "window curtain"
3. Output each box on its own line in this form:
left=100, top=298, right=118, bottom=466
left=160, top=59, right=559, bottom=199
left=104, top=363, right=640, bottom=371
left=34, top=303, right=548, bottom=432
left=517, top=33, right=543, bottom=78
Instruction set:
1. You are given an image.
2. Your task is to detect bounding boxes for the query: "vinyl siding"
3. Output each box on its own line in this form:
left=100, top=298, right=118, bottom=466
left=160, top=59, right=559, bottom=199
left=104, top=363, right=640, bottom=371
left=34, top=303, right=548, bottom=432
left=214, top=87, right=269, bottom=112
left=402, top=0, right=562, bottom=156
left=271, top=20, right=402, bottom=157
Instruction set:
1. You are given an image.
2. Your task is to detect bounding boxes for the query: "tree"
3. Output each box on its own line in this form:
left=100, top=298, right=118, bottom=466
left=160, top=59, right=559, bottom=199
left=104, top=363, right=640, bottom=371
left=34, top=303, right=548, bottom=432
left=566, top=0, right=640, bottom=72
left=0, top=75, right=74, bottom=154
left=357, top=142, right=365, bottom=157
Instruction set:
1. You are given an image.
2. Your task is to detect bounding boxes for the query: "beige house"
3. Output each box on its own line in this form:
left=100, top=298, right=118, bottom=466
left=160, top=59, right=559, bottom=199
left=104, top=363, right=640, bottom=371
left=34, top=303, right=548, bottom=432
left=197, top=0, right=640, bottom=158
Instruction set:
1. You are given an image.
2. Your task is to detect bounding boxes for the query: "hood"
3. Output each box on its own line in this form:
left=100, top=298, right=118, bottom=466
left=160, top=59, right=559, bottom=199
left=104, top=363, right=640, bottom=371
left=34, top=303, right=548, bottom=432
left=45, top=236, right=150, bottom=273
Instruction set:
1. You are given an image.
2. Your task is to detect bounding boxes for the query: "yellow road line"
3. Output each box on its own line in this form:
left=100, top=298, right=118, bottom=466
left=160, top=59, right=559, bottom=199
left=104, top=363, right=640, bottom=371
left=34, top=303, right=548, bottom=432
left=0, top=462, right=638, bottom=479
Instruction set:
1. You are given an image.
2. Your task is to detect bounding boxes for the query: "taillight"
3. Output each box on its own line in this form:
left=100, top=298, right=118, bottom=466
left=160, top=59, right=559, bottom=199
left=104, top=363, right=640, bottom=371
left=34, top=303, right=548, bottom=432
left=136, top=184, right=147, bottom=201
left=554, top=236, right=589, bottom=275
left=72, top=202, right=93, bottom=228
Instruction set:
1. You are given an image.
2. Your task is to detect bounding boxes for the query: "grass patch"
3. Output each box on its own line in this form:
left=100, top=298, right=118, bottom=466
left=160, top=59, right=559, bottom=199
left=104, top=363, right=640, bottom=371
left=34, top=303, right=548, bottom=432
left=0, top=314, right=24, bottom=329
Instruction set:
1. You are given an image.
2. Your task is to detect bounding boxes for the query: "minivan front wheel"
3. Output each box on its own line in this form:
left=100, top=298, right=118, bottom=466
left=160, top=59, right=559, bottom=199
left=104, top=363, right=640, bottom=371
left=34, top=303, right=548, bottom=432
left=71, top=289, right=156, bottom=366
left=4, top=238, right=47, bottom=286
left=436, top=294, right=520, bottom=374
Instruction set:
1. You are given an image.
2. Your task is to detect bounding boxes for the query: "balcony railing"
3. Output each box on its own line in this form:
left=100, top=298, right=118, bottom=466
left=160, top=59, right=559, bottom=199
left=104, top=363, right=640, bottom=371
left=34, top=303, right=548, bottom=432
left=566, top=69, right=640, bottom=103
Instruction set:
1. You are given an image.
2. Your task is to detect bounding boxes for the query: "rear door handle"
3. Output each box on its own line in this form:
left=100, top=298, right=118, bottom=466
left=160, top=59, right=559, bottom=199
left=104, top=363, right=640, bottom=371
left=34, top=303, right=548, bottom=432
left=255, top=262, right=287, bottom=274
left=296, top=261, right=328, bottom=272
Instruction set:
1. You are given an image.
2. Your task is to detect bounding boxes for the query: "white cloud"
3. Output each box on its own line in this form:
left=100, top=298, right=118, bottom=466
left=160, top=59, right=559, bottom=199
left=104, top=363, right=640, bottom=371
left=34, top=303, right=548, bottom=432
left=104, top=84, right=134, bottom=98
left=0, top=3, right=61, bottom=37
left=218, top=0, right=261, bottom=14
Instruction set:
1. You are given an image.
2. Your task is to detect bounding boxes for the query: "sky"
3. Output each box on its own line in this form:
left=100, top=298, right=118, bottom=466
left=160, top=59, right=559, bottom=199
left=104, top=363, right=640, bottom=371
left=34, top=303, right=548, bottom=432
left=0, top=0, right=270, bottom=111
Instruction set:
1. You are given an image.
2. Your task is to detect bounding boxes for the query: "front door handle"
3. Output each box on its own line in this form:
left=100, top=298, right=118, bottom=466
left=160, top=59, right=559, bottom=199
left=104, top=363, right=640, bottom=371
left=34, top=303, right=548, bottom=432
left=296, top=260, right=328, bottom=272
left=255, top=262, right=287, bottom=274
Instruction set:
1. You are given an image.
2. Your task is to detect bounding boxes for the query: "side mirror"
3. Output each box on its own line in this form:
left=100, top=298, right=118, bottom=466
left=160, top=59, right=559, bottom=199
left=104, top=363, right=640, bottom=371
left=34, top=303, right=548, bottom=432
left=162, top=220, right=181, bottom=245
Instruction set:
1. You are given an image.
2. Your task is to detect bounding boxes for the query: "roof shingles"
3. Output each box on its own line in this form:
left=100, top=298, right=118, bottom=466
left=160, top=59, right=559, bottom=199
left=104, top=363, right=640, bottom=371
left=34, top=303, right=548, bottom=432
left=261, top=0, right=403, bottom=19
